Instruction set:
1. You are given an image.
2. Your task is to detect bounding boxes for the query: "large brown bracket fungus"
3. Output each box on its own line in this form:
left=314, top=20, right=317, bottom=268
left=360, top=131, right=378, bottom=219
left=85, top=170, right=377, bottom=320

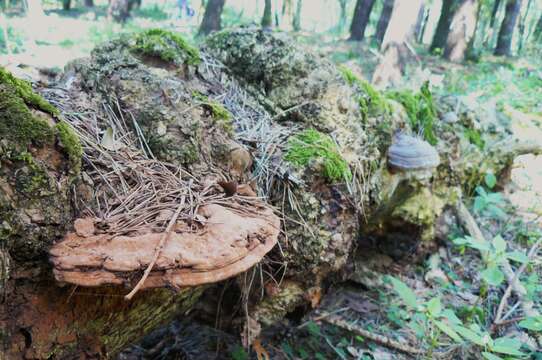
left=50, top=202, right=280, bottom=290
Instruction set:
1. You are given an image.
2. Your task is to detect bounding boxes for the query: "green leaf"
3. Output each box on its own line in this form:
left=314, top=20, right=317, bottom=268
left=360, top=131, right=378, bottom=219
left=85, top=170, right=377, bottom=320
left=481, top=266, right=505, bottom=286
left=474, top=196, right=486, bottom=212
left=476, top=186, right=488, bottom=197
left=487, top=204, right=507, bottom=219
left=491, top=337, right=524, bottom=356
left=453, top=325, right=486, bottom=346
left=482, top=352, right=504, bottom=360
left=492, top=235, right=507, bottom=253
left=519, top=316, right=542, bottom=331
left=441, top=309, right=462, bottom=325
left=432, top=319, right=462, bottom=343
left=388, top=276, right=419, bottom=310
left=506, top=251, right=529, bottom=264
left=468, top=237, right=492, bottom=252
left=426, top=297, right=442, bottom=317
left=485, top=173, right=497, bottom=189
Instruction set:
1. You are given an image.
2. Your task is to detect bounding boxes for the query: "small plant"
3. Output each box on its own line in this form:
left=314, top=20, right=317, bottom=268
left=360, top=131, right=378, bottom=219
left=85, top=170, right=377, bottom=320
left=285, top=129, right=352, bottom=183
left=386, top=82, right=438, bottom=145
left=387, top=276, right=528, bottom=359
left=473, top=173, right=506, bottom=219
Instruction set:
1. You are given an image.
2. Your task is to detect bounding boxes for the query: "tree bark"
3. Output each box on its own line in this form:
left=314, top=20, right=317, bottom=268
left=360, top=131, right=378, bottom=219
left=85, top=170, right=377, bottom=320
left=261, top=0, right=272, bottom=28
left=516, top=0, right=532, bottom=54
left=414, top=3, right=426, bottom=43
left=338, top=0, right=348, bottom=33
left=373, top=0, right=423, bottom=86
left=534, top=14, right=542, bottom=42
left=489, top=0, right=502, bottom=28
left=108, top=0, right=132, bottom=23
left=444, top=0, right=478, bottom=62
left=292, top=0, right=302, bottom=31
left=494, top=0, right=522, bottom=56
left=84, top=0, right=93, bottom=7
left=430, top=0, right=460, bottom=53
left=349, top=0, right=376, bottom=41
left=62, top=0, right=71, bottom=10
left=198, top=0, right=225, bottom=35
left=374, top=0, right=394, bottom=47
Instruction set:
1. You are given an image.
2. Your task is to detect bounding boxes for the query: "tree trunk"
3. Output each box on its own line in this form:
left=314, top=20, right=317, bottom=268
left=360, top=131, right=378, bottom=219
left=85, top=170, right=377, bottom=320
left=337, top=0, right=348, bottom=33
left=534, top=14, right=542, bottom=42
left=374, top=0, right=394, bottom=47
left=198, top=0, right=225, bottom=35
left=489, top=0, right=502, bottom=28
left=261, top=0, right=272, bottom=28
left=414, top=3, right=426, bottom=43
left=373, top=0, right=423, bottom=86
left=62, top=0, right=71, bottom=10
left=292, top=0, right=302, bottom=31
left=25, top=0, right=45, bottom=18
left=444, top=0, right=478, bottom=62
left=108, top=0, right=132, bottom=23
left=84, top=0, right=93, bottom=7
left=494, top=0, right=522, bottom=56
left=516, top=0, right=533, bottom=54
left=349, top=0, right=376, bottom=41
left=430, top=0, right=460, bottom=53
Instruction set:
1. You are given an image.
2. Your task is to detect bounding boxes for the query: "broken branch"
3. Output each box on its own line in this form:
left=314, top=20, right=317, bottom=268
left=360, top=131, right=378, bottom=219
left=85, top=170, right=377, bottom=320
left=323, top=315, right=424, bottom=355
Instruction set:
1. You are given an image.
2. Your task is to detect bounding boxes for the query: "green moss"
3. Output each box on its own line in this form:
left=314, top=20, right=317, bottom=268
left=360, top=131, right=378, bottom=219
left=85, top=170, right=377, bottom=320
left=192, top=91, right=234, bottom=135
left=131, top=29, right=200, bottom=66
left=285, top=129, right=352, bottom=183
left=15, top=151, right=51, bottom=194
left=386, top=82, right=438, bottom=145
left=338, top=65, right=391, bottom=120
left=55, top=121, right=83, bottom=173
left=0, top=67, right=59, bottom=116
left=0, top=85, right=55, bottom=148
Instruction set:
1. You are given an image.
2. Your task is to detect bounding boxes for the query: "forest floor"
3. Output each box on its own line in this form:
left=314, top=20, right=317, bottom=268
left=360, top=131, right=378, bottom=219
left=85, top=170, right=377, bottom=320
left=2, top=10, right=542, bottom=359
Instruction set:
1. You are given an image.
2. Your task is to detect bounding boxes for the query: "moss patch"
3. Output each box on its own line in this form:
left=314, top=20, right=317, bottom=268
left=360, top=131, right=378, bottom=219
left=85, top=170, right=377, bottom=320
left=0, top=85, right=55, bottom=148
left=338, top=65, right=391, bottom=120
left=192, top=92, right=234, bottom=135
left=55, top=121, right=83, bottom=173
left=0, top=67, right=59, bottom=116
left=386, top=82, right=438, bottom=145
left=285, top=129, right=352, bottom=183
left=131, top=29, right=200, bottom=66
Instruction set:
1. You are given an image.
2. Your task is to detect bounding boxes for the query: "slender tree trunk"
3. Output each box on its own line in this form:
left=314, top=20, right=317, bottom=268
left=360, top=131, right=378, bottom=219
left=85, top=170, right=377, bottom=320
left=261, top=0, right=272, bottom=28
left=494, top=0, right=522, bottom=56
left=517, top=0, right=533, bottom=54
left=198, top=0, right=225, bottom=35
left=534, top=14, right=542, bottom=41
left=62, top=0, right=71, bottom=10
left=413, top=3, right=426, bottom=43
left=338, top=0, right=348, bottom=33
left=374, top=0, right=394, bottom=47
left=419, top=5, right=431, bottom=43
left=349, top=0, right=376, bottom=41
left=84, top=0, right=94, bottom=7
left=489, top=0, right=502, bottom=28
left=292, top=0, right=302, bottom=31
left=108, top=0, right=131, bottom=23
left=444, top=0, right=478, bottom=62
left=430, top=0, right=461, bottom=53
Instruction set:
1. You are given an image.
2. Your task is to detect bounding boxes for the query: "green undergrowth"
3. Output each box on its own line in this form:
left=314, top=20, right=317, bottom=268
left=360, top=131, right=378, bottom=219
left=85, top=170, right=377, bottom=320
left=285, top=128, right=351, bottom=183
left=386, top=82, right=438, bottom=145
left=0, top=67, right=59, bottom=116
left=55, top=121, right=83, bottom=173
left=131, top=29, right=200, bottom=66
left=338, top=65, right=391, bottom=121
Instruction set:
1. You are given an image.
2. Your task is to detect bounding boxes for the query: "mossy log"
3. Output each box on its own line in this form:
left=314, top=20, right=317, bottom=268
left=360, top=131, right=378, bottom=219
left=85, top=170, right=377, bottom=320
left=2, top=28, right=541, bottom=358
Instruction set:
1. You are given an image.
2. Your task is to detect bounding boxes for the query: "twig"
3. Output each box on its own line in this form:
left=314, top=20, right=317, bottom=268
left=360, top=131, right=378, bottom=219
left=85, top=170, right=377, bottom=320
left=455, top=202, right=541, bottom=325
left=323, top=315, right=424, bottom=355
left=494, top=239, right=541, bottom=325
left=125, top=196, right=186, bottom=300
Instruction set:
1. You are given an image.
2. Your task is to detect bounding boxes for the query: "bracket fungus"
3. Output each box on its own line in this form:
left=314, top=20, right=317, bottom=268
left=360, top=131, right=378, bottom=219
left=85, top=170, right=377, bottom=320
left=388, top=132, right=440, bottom=173
left=50, top=202, right=280, bottom=289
